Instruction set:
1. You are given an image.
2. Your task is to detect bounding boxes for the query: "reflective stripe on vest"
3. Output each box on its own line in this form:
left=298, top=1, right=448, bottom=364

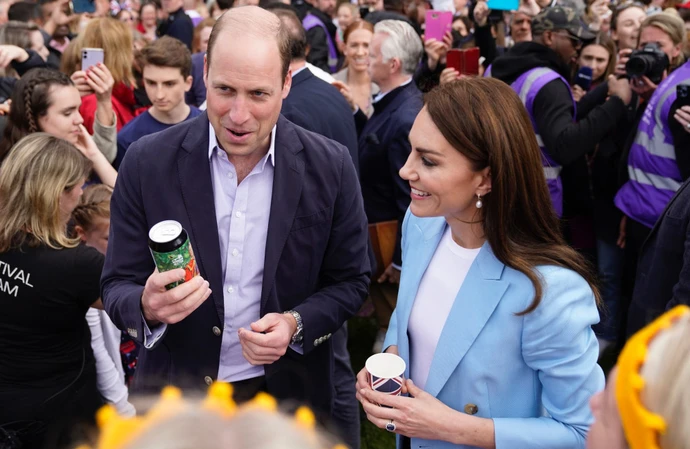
left=302, top=14, right=338, bottom=73
left=507, top=67, right=575, bottom=217
left=614, top=60, right=690, bottom=229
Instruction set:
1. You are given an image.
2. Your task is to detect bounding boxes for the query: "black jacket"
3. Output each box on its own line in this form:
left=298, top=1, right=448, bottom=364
left=627, top=178, right=690, bottom=337
left=304, top=8, right=338, bottom=73
left=491, top=42, right=629, bottom=167
left=355, top=81, right=423, bottom=266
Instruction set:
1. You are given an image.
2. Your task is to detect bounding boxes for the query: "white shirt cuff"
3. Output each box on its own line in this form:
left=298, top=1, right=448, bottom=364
left=142, top=313, right=167, bottom=349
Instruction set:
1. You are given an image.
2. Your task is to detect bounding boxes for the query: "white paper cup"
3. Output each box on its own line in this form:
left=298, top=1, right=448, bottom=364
left=365, top=353, right=406, bottom=396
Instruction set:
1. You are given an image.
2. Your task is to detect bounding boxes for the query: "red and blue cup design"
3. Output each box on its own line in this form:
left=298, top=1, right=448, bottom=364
left=368, top=372, right=404, bottom=396
left=365, top=352, right=407, bottom=403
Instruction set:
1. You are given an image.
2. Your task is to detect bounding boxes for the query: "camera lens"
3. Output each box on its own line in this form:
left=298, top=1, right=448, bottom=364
left=626, top=55, right=650, bottom=77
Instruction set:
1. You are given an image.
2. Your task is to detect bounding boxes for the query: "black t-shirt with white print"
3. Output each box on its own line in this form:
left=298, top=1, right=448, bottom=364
left=0, top=243, right=104, bottom=389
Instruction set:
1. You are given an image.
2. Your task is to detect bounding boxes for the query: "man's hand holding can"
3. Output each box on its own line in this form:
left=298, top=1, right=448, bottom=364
left=141, top=270, right=212, bottom=326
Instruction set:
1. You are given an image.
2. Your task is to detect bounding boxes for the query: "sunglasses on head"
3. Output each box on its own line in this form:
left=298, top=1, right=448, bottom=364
left=615, top=0, right=646, bottom=11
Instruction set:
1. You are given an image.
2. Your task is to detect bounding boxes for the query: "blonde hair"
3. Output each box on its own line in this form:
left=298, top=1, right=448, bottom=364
left=81, top=18, right=136, bottom=86
left=60, top=34, right=85, bottom=76
left=640, top=313, right=690, bottom=449
left=640, top=11, right=687, bottom=70
left=0, top=133, right=92, bottom=252
left=72, top=184, right=112, bottom=232
left=122, top=408, right=336, bottom=449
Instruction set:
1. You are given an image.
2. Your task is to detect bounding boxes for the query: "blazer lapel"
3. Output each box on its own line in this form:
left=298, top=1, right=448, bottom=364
left=395, top=218, right=446, bottom=374
left=177, top=113, right=225, bottom=323
left=261, top=116, right=304, bottom=309
left=424, top=244, right=508, bottom=398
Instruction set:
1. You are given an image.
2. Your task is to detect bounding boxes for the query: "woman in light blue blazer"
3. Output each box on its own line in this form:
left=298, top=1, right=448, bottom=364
left=355, top=77, right=605, bottom=449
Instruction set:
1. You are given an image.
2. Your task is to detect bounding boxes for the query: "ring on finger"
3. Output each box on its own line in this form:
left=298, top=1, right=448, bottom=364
left=386, top=420, right=396, bottom=432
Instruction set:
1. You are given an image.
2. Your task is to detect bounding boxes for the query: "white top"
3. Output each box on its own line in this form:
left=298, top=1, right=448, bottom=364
left=407, top=227, right=481, bottom=390
left=86, top=309, right=135, bottom=416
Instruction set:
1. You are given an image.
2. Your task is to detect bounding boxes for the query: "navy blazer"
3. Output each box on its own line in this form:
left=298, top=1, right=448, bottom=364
left=101, top=113, right=371, bottom=413
left=627, top=178, right=690, bottom=337
left=357, top=81, right=422, bottom=265
left=281, top=68, right=359, bottom=171
left=185, top=52, right=206, bottom=108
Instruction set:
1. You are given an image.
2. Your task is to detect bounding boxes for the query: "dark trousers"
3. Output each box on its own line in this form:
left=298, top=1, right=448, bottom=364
left=618, top=217, right=652, bottom=348
left=0, top=364, right=103, bottom=449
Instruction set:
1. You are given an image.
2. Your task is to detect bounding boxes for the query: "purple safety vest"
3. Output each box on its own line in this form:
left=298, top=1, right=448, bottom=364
left=614, top=60, right=690, bottom=229
left=502, top=67, right=576, bottom=217
left=302, top=13, right=338, bottom=73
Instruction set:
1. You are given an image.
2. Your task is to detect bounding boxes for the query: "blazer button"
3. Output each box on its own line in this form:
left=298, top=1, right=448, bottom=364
left=464, top=403, right=478, bottom=415
left=212, top=326, right=221, bottom=337
left=314, top=339, right=320, bottom=346
left=204, top=376, right=213, bottom=386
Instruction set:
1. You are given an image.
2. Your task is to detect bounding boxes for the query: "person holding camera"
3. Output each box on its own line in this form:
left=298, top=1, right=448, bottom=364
left=614, top=11, right=688, bottom=259
left=613, top=11, right=690, bottom=341
left=489, top=6, right=632, bottom=217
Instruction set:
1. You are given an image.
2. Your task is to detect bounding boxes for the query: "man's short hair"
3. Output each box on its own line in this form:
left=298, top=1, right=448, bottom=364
left=7, top=2, right=41, bottom=22
left=206, top=6, right=291, bottom=82
left=140, top=36, right=192, bottom=78
left=374, top=19, right=423, bottom=76
left=268, top=7, right=307, bottom=61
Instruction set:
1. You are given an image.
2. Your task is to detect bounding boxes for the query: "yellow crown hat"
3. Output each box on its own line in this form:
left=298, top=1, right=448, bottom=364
left=615, top=305, right=690, bottom=449
left=76, top=382, right=347, bottom=449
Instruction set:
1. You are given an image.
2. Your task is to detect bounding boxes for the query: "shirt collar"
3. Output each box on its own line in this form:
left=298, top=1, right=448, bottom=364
left=373, top=77, right=413, bottom=104
left=208, top=122, right=277, bottom=169
left=291, top=65, right=309, bottom=77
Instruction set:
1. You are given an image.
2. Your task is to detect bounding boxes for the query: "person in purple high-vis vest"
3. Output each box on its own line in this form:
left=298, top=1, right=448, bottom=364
left=489, top=6, right=632, bottom=217
left=302, top=0, right=340, bottom=73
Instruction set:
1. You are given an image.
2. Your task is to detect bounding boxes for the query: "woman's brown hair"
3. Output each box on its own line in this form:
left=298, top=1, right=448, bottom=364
left=343, top=19, right=374, bottom=43
left=193, top=17, right=216, bottom=53
left=425, top=77, right=600, bottom=314
left=580, top=32, right=617, bottom=83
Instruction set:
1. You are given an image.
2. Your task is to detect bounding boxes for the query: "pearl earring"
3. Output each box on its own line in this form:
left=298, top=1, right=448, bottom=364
left=475, top=194, right=483, bottom=209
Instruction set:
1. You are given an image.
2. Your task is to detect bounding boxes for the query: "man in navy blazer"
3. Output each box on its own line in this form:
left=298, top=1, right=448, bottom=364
left=279, top=16, right=358, bottom=170
left=355, top=19, right=423, bottom=350
left=272, top=7, right=361, bottom=448
left=101, top=6, right=370, bottom=416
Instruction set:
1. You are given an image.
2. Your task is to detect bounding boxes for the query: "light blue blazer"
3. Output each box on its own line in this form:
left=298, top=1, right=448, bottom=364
left=383, top=212, right=605, bottom=449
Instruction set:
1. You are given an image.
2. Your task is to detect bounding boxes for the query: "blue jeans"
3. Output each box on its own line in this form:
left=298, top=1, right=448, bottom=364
left=592, top=238, right=625, bottom=341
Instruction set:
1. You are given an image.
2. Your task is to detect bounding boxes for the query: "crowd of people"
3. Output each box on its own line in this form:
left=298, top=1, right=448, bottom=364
left=0, top=0, right=688, bottom=447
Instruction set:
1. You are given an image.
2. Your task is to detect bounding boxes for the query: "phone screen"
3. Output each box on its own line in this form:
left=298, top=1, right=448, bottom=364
left=677, top=84, right=690, bottom=107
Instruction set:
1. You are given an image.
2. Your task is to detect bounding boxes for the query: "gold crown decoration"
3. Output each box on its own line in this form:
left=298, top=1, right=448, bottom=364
left=76, top=382, right=344, bottom=449
left=616, top=305, right=690, bottom=449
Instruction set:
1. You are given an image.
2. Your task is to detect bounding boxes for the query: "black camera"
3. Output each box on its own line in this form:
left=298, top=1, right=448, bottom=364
left=625, top=43, right=669, bottom=85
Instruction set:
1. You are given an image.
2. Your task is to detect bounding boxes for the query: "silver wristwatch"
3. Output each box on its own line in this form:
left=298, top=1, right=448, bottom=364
left=284, top=310, right=303, bottom=345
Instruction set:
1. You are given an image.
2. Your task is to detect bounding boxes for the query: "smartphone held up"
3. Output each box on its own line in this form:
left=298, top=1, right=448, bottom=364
left=81, top=48, right=104, bottom=72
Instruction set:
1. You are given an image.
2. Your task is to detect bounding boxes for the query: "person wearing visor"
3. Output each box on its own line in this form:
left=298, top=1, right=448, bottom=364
left=488, top=6, right=632, bottom=218
left=586, top=305, right=690, bottom=449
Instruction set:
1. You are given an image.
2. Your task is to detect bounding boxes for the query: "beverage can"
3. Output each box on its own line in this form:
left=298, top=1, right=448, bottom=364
left=148, top=220, right=199, bottom=290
